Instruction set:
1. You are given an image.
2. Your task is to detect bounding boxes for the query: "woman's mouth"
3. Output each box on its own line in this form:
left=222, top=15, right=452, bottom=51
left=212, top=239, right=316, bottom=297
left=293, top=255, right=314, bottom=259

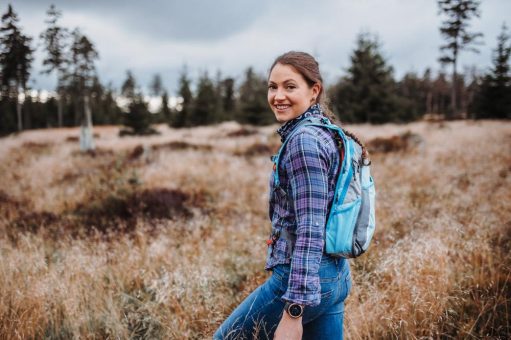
left=274, top=104, right=290, bottom=111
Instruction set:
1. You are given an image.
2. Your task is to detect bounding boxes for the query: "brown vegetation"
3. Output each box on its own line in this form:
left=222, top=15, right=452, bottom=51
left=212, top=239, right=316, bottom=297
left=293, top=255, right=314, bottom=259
left=65, top=133, right=100, bottom=142
left=151, top=141, right=213, bottom=152
left=233, top=142, right=280, bottom=157
left=225, top=127, right=258, bottom=137
left=0, top=121, right=510, bottom=339
left=367, top=130, right=424, bottom=153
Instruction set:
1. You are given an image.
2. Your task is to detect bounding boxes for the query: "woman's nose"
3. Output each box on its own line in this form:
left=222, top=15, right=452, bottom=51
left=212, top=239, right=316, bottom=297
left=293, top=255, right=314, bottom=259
left=274, top=89, right=285, bottom=101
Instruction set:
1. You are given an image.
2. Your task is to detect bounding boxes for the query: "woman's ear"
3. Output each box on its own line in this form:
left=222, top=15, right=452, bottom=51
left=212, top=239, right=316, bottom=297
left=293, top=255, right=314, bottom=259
left=311, top=83, right=321, bottom=103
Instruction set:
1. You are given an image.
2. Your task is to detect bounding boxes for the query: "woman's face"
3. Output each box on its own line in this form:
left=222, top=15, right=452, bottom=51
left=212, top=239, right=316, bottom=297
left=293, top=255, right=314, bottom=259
left=268, top=63, right=320, bottom=123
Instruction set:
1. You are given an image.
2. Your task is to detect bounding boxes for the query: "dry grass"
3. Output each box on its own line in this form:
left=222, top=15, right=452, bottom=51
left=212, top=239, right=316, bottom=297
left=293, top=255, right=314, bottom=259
left=0, top=120, right=510, bottom=339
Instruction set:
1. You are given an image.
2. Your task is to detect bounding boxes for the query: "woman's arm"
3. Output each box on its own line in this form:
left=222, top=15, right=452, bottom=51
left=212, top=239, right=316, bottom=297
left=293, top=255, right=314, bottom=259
left=281, top=128, right=332, bottom=307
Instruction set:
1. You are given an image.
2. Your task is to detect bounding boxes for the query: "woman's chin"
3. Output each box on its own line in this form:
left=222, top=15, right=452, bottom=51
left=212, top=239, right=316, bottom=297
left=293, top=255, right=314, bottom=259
left=274, top=112, right=292, bottom=123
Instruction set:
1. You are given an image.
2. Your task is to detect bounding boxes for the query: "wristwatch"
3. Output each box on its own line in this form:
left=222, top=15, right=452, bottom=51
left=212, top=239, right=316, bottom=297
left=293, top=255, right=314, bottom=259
left=284, top=302, right=304, bottom=318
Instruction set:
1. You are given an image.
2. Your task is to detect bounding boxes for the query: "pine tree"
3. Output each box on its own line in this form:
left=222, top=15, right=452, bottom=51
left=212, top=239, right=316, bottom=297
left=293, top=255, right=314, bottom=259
left=437, top=0, right=483, bottom=117
left=40, top=4, right=68, bottom=127
left=210, top=70, right=236, bottom=122
left=120, top=70, right=154, bottom=135
left=396, top=72, right=426, bottom=121
left=86, top=78, right=114, bottom=125
left=149, top=73, right=163, bottom=97
left=238, top=67, right=272, bottom=125
left=212, top=70, right=224, bottom=123
left=121, top=70, right=136, bottom=100
left=423, top=68, right=434, bottom=114
left=431, top=71, right=451, bottom=114
left=149, top=74, right=168, bottom=124
left=0, top=97, right=16, bottom=135
left=0, top=5, right=34, bottom=131
left=476, top=23, right=511, bottom=119
left=191, top=71, right=216, bottom=126
left=330, top=32, right=398, bottom=123
left=160, top=90, right=172, bottom=122
left=122, top=97, right=153, bottom=135
left=221, top=77, right=235, bottom=115
left=172, top=66, right=193, bottom=128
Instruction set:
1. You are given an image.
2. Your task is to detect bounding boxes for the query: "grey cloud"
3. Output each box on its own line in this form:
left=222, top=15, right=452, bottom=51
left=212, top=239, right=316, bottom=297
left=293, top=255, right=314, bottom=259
left=12, top=0, right=268, bottom=41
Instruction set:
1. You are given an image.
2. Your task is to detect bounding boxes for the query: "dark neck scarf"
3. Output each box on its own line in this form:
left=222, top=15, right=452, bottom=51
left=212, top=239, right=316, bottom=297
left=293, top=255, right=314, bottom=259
left=276, top=104, right=326, bottom=142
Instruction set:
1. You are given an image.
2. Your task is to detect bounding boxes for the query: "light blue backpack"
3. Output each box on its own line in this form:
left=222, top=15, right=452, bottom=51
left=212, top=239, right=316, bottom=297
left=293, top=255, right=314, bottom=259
left=273, top=117, right=376, bottom=258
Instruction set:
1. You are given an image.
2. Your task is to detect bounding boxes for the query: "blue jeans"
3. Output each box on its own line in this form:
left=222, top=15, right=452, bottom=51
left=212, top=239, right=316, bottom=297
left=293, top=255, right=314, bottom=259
left=214, top=255, right=351, bottom=339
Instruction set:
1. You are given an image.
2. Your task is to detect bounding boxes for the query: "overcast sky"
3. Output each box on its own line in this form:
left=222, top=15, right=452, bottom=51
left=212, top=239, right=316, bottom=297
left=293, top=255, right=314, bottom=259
left=6, top=0, right=511, bottom=95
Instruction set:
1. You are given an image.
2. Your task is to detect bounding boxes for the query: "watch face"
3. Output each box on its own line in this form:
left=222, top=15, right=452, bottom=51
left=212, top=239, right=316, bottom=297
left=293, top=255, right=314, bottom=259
left=289, top=304, right=303, bottom=317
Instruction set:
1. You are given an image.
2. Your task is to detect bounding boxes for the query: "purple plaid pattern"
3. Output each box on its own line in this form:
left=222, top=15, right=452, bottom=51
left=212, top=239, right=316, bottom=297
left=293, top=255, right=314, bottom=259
left=265, top=105, right=341, bottom=306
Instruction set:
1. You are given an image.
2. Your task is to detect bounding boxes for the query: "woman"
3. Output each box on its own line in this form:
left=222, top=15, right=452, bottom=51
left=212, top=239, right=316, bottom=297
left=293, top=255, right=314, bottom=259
left=214, top=51, right=352, bottom=340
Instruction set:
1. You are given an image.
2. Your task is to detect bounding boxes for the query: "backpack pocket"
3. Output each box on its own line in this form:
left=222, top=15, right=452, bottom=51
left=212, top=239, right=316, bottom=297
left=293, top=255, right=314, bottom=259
left=352, top=175, right=376, bottom=256
left=325, top=197, right=362, bottom=256
left=364, top=176, right=376, bottom=243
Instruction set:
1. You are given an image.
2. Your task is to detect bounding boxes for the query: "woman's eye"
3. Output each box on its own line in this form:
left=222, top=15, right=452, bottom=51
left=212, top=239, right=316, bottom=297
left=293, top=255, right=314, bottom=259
left=286, top=85, right=296, bottom=90
left=268, top=85, right=276, bottom=90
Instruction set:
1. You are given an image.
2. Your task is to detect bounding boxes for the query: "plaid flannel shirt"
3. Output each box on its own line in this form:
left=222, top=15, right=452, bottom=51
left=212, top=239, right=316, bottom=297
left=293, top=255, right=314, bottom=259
left=265, top=104, right=341, bottom=306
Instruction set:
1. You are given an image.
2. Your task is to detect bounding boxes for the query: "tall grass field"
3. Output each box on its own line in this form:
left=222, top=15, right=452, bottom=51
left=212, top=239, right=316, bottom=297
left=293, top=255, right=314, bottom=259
left=0, top=120, right=510, bottom=339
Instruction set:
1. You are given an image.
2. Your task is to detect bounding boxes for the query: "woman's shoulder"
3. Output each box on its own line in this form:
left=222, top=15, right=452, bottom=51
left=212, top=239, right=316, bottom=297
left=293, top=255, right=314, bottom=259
left=287, top=124, right=338, bottom=151
left=284, top=125, right=339, bottom=161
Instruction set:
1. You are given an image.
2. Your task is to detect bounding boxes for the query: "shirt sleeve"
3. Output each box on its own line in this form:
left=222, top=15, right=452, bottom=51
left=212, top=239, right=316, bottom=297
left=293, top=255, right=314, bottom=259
left=281, top=129, right=331, bottom=306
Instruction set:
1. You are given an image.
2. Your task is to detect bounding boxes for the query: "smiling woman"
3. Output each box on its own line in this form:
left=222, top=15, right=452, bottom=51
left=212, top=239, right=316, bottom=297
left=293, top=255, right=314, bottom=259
left=214, top=51, right=354, bottom=340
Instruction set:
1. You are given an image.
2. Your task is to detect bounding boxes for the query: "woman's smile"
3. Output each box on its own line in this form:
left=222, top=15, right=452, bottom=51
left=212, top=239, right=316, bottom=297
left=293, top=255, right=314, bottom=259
left=274, top=104, right=291, bottom=112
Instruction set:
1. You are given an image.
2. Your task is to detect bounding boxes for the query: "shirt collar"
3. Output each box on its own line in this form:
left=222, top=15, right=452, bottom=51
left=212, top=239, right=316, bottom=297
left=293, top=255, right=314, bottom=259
left=276, top=104, right=325, bottom=142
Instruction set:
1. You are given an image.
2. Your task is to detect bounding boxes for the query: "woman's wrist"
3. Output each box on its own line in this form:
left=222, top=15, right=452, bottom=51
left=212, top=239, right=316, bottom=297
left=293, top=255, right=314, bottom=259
left=281, top=310, right=303, bottom=323
left=275, top=309, right=303, bottom=340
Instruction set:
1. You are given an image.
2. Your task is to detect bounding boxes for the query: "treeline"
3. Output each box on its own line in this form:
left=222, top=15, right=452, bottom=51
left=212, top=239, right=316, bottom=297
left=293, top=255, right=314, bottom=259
left=1, top=2, right=510, bottom=137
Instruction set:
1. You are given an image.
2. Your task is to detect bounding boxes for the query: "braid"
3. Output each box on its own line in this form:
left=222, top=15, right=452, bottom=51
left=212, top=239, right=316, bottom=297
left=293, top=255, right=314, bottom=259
left=342, top=128, right=370, bottom=163
left=331, top=125, right=370, bottom=163
left=342, top=129, right=363, bottom=149
left=319, top=104, right=370, bottom=163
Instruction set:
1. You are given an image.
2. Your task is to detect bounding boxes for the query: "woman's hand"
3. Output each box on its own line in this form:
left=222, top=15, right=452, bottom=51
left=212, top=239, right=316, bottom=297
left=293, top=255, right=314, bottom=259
left=274, top=312, right=303, bottom=340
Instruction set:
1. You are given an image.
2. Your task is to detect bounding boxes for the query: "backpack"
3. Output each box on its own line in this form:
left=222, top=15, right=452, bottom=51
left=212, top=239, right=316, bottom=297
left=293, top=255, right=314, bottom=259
left=272, top=116, right=376, bottom=258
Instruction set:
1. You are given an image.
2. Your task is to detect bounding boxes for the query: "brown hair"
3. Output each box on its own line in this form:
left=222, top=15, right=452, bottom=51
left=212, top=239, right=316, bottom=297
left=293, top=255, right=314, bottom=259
left=269, top=51, right=369, bottom=160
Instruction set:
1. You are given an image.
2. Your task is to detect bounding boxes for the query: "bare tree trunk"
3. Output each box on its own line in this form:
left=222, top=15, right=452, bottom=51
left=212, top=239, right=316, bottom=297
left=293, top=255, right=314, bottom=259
left=84, top=94, right=93, bottom=129
left=80, top=94, right=95, bottom=151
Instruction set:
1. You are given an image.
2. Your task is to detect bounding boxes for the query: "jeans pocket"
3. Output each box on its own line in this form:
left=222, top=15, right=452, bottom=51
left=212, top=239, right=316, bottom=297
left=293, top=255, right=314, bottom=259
left=319, top=259, right=339, bottom=283
left=320, top=281, right=336, bottom=301
left=338, top=273, right=352, bottom=303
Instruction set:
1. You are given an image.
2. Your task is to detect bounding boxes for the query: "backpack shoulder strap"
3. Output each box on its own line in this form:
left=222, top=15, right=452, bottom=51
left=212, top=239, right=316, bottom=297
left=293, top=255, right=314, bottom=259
left=272, top=117, right=352, bottom=188
left=303, top=123, right=354, bottom=205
